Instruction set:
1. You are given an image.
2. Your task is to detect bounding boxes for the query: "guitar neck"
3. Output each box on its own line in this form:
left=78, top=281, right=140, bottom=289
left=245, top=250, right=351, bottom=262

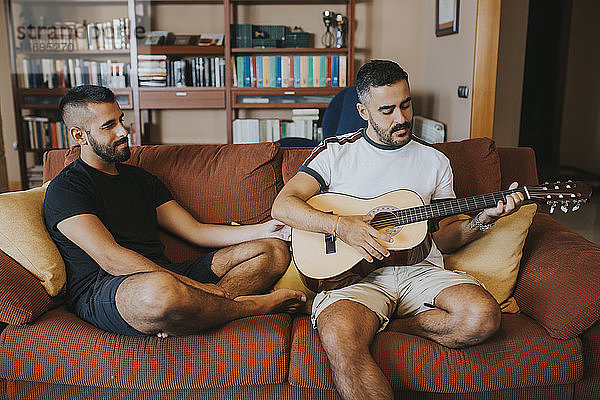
left=396, top=187, right=529, bottom=225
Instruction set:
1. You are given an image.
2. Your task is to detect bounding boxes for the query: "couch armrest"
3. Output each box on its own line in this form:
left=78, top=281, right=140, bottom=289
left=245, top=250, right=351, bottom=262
left=514, top=212, right=600, bottom=339
left=0, top=250, right=54, bottom=325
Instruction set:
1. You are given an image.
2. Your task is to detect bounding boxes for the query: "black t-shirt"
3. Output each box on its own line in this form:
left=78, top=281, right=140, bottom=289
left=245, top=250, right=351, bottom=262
left=44, top=158, right=174, bottom=303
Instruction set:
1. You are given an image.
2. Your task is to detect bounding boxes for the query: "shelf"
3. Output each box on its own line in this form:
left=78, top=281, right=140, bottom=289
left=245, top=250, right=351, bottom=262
left=17, top=49, right=130, bottom=56
left=137, top=0, right=222, bottom=3
left=18, top=87, right=133, bottom=109
left=232, top=87, right=341, bottom=109
left=138, top=45, right=224, bottom=55
left=139, top=87, right=225, bottom=109
left=232, top=0, right=348, bottom=4
left=13, top=0, right=127, bottom=3
left=231, top=47, right=348, bottom=54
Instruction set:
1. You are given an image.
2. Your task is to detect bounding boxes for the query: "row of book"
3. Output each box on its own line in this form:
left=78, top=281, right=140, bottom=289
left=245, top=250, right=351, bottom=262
left=22, top=116, right=73, bottom=150
left=138, top=55, right=226, bottom=87
left=233, top=109, right=321, bottom=144
left=19, top=58, right=130, bottom=89
left=28, top=165, right=44, bottom=188
left=232, top=55, right=347, bottom=88
left=18, top=19, right=130, bottom=52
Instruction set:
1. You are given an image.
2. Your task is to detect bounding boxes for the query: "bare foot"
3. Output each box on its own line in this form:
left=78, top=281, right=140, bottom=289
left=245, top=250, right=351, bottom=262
left=235, top=289, right=306, bottom=315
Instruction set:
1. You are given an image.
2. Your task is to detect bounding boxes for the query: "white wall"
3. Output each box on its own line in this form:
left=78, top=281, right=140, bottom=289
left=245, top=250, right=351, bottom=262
left=355, top=0, right=478, bottom=142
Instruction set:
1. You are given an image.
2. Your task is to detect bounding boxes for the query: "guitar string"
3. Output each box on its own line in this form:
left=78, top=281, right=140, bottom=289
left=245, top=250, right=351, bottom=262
left=362, top=188, right=584, bottom=229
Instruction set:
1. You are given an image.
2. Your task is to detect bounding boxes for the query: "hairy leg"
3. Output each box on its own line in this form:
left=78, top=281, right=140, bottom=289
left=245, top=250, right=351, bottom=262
left=115, top=270, right=305, bottom=336
left=317, top=300, right=393, bottom=400
left=388, top=283, right=501, bottom=348
left=210, top=238, right=291, bottom=297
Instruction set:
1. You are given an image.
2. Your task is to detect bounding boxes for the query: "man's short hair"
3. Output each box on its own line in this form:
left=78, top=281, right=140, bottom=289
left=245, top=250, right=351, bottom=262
left=356, top=60, right=409, bottom=104
left=59, top=85, right=115, bottom=129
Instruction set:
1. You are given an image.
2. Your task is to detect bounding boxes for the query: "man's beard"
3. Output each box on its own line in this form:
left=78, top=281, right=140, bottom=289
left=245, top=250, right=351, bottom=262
left=88, top=133, right=131, bottom=163
left=370, top=117, right=413, bottom=147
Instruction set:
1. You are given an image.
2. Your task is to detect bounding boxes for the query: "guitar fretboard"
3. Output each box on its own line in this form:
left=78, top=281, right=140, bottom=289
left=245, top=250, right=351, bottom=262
left=394, top=188, right=529, bottom=225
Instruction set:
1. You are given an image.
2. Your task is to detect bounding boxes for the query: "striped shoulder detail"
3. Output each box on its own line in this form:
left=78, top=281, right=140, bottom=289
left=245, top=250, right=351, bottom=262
left=302, top=129, right=364, bottom=166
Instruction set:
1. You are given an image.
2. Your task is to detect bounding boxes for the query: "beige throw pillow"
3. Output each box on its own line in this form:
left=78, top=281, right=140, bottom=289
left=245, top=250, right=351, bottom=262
left=0, top=185, right=66, bottom=296
left=274, top=258, right=317, bottom=314
left=443, top=204, right=537, bottom=313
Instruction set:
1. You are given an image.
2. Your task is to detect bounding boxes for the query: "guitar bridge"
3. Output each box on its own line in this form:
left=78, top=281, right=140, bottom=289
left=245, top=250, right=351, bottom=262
left=324, top=233, right=336, bottom=254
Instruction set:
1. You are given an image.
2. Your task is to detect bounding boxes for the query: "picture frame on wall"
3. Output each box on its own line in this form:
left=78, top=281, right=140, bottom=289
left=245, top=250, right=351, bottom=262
left=436, top=0, right=460, bottom=37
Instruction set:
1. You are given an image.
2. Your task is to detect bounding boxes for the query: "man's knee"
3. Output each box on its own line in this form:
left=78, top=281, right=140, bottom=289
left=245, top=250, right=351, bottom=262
left=259, top=238, right=291, bottom=273
left=118, top=271, right=185, bottom=320
left=451, top=298, right=500, bottom=348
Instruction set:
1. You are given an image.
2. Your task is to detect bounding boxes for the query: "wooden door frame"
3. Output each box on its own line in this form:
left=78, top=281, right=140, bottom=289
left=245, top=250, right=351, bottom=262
left=470, top=0, right=501, bottom=139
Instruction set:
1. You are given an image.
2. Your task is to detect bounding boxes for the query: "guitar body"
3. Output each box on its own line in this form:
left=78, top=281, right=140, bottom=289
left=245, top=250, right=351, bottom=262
left=292, top=190, right=432, bottom=292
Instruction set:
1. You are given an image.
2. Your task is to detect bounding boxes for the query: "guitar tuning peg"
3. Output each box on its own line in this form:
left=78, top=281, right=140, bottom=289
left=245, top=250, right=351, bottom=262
left=572, top=203, right=580, bottom=212
left=561, top=204, right=569, bottom=213
left=544, top=181, right=549, bottom=185
left=556, top=180, right=561, bottom=184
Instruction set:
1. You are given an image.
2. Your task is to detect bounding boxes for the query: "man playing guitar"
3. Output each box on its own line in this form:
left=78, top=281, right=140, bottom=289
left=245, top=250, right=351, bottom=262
left=271, top=60, right=524, bottom=400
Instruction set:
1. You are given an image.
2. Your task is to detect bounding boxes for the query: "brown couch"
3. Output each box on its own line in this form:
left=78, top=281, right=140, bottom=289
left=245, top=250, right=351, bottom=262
left=1, top=138, right=599, bottom=399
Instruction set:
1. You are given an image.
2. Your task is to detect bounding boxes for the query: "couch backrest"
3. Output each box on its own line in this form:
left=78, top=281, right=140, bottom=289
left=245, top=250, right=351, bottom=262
left=281, top=138, right=521, bottom=198
left=43, top=142, right=284, bottom=262
left=43, top=139, right=538, bottom=259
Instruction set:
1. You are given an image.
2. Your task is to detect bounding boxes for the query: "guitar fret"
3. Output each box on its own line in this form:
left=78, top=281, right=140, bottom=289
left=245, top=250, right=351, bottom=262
left=393, top=188, right=529, bottom=225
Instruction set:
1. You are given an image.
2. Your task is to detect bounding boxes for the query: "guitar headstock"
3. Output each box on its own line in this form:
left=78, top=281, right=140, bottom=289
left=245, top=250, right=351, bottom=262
left=526, top=181, right=592, bottom=214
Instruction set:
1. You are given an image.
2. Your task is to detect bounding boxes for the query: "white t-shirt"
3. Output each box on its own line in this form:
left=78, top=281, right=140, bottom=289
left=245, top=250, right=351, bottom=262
left=299, top=128, right=456, bottom=267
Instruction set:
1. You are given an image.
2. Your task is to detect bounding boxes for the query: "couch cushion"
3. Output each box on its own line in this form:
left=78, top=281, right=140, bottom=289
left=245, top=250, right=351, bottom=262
left=0, top=185, right=65, bottom=297
left=0, top=250, right=54, bottom=325
left=0, top=306, right=292, bottom=390
left=432, top=138, right=501, bottom=197
left=443, top=204, right=538, bottom=313
left=288, top=314, right=583, bottom=392
left=281, top=148, right=313, bottom=184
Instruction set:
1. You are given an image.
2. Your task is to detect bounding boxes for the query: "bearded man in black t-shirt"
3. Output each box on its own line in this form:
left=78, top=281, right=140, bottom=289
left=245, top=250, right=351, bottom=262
left=44, top=85, right=306, bottom=337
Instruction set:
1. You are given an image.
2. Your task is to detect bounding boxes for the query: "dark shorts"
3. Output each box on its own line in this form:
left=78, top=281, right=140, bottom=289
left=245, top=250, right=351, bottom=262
left=72, top=251, right=219, bottom=336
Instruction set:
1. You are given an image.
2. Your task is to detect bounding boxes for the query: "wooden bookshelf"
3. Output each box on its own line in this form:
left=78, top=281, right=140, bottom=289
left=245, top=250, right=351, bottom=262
left=5, top=0, right=354, bottom=188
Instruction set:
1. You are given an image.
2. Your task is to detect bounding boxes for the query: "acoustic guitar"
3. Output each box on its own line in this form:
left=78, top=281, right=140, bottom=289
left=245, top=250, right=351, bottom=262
left=291, top=181, right=592, bottom=292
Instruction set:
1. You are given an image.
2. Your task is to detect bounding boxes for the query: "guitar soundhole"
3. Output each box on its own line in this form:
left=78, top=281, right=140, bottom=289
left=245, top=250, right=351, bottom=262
left=370, top=211, right=398, bottom=234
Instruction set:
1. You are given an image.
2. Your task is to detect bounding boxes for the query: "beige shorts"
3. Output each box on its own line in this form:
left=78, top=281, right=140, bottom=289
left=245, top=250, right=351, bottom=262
left=311, top=262, right=482, bottom=332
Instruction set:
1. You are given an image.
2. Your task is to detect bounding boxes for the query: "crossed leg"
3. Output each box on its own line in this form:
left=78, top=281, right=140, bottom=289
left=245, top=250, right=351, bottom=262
left=388, top=283, right=501, bottom=349
left=316, top=284, right=501, bottom=400
left=115, top=238, right=306, bottom=336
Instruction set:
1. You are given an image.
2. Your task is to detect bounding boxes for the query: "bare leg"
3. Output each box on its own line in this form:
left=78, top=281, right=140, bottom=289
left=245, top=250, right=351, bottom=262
left=210, top=238, right=291, bottom=297
left=317, top=300, right=393, bottom=400
left=388, top=283, right=501, bottom=348
left=115, top=271, right=305, bottom=337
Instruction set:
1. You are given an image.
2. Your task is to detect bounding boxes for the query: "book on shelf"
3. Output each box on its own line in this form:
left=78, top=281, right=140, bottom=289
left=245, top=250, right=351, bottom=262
left=233, top=115, right=321, bottom=144
left=21, top=116, right=73, bottom=150
left=20, top=19, right=129, bottom=53
left=27, top=165, right=44, bottom=188
left=20, top=58, right=130, bottom=89
left=232, top=55, right=346, bottom=89
left=142, top=55, right=226, bottom=87
left=197, top=33, right=224, bottom=46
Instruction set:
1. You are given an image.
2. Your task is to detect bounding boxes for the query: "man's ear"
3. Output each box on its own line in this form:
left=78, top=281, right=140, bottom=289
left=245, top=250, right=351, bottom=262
left=70, top=127, right=87, bottom=146
left=356, top=102, right=369, bottom=122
